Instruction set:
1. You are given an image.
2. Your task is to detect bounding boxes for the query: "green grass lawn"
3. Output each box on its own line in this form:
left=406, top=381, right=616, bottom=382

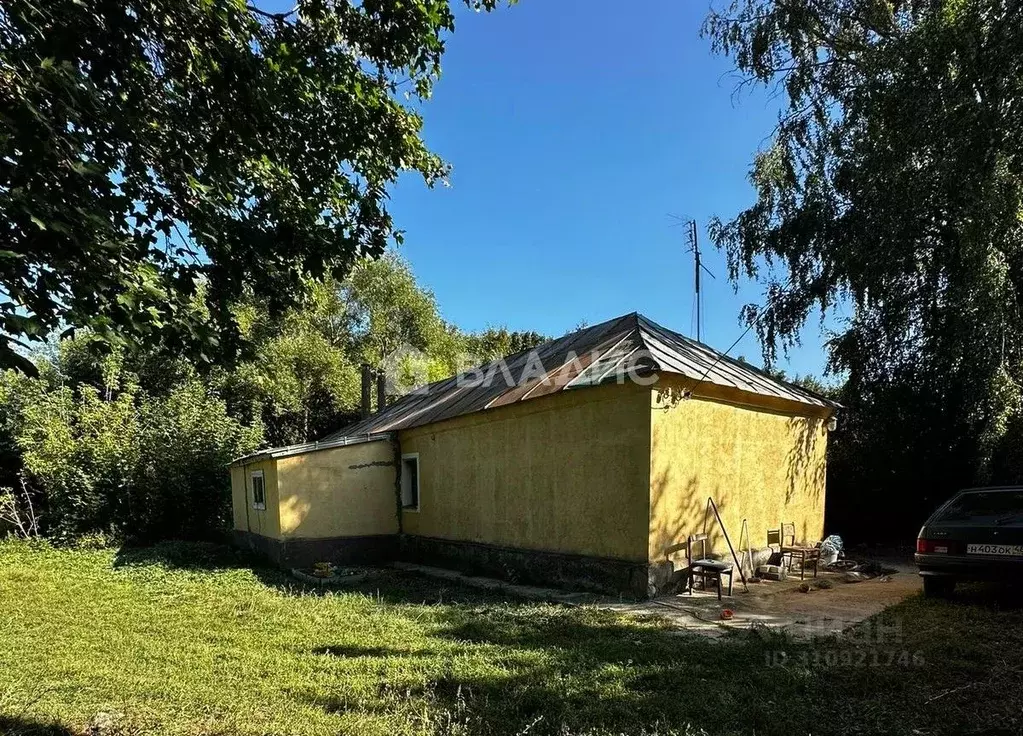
left=0, top=539, right=1021, bottom=736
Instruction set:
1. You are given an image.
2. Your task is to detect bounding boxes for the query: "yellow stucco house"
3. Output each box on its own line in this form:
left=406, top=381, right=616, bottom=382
left=230, top=313, right=838, bottom=597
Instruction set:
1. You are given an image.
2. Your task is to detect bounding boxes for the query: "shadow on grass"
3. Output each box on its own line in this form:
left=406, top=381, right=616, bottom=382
left=111, top=540, right=513, bottom=605
left=113, top=539, right=258, bottom=572
left=113, top=539, right=312, bottom=594
left=946, top=580, right=1023, bottom=610
left=312, top=644, right=425, bottom=658
left=0, top=715, right=74, bottom=736
left=304, top=593, right=1023, bottom=736
left=106, top=541, right=1023, bottom=735
left=304, top=604, right=798, bottom=736
left=428, top=610, right=784, bottom=734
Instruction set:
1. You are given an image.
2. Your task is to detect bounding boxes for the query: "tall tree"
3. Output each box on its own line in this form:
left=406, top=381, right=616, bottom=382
left=224, top=253, right=546, bottom=445
left=342, top=252, right=449, bottom=370
left=705, top=0, right=1023, bottom=536
left=0, top=0, right=498, bottom=373
left=464, top=326, right=550, bottom=363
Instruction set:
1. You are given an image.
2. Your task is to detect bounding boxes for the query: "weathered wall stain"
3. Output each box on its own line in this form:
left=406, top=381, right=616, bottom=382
left=348, top=461, right=397, bottom=470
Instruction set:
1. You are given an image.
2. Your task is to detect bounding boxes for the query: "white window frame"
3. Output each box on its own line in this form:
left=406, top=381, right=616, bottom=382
left=250, top=470, right=266, bottom=510
left=401, top=453, right=420, bottom=512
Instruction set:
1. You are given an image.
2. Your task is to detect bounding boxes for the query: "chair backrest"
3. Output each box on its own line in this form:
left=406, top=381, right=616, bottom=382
left=664, top=541, right=688, bottom=561
left=687, top=533, right=709, bottom=562
left=781, top=522, right=796, bottom=546
left=766, top=527, right=782, bottom=548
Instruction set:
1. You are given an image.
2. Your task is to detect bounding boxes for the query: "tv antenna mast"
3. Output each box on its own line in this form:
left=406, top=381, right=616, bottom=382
left=670, top=216, right=716, bottom=342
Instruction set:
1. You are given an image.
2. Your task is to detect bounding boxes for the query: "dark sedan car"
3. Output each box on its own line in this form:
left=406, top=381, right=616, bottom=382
left=916, top=486, right=1023, bottom=597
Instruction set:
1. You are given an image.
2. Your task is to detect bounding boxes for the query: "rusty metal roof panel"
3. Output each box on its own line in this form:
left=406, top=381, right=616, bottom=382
left=322, top=312, right=838, bottom=441
left=634, top=315, right=831, bottom=406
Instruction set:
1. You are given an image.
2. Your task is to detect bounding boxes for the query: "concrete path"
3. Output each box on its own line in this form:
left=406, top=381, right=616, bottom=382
left=395, top=559, right=922, bottom=640
left=605, top=561, right=922, bottom=639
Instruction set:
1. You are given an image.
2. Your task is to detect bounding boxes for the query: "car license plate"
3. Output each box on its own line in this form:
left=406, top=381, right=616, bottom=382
left=967, top=543, right=1023, bottom=556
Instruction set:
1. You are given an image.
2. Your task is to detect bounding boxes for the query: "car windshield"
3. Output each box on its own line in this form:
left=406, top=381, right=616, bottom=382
left=939, top=491, right=1023, bottom=521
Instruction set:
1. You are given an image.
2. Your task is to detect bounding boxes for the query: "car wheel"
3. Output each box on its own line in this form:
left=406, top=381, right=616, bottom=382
left=923, top=576, right=955, bottom=599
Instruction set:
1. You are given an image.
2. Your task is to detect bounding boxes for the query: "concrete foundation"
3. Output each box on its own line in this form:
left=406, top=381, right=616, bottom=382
left=399, top=535, right=661, bottom=598
left=232, top=530, right=676, bottom=598
left=231, top=530, right=396, bottom=569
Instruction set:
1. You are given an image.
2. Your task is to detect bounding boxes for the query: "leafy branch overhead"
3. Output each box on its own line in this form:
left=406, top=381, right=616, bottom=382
left=707, top=0, right=1023, bottom=369
left=0, top=0, right=502, bottom=372
left=706, top=0, right=1023, bottom=508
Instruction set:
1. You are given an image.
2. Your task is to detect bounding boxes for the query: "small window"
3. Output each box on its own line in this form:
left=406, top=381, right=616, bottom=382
left=251, top=470, right=266, bottom=510
left=401, top=454, right=419, bottom=511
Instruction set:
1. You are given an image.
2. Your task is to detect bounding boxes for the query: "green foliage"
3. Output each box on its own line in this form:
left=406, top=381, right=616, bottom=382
left=465, top=326, right=551, bottom=363
left=0, top=253, right=546, bottom=538
left=0, top=369, right=39, bottom=493
left=17, top=382, right=141, bottom=539
left=134, top=381, right=262, bottom=539
left=0, top=0, right=501, bottom=372
left=222, top=252, right=449, bottom=445
left=758, top=366, right=840, bottom=402
left=705, top=0, right=1023, bottom=536
left=3, top=370, right=259, bottom=541
left=229, top=287, right=361, bottom=446
left=343, top=253, right=450, bottom=367
left=226, top=252, right=548, bottom=445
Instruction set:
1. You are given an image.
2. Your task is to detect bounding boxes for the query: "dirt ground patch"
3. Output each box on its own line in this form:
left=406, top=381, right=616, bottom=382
left=606, top=558, right=921, bottom=638
left=398, top=556, right=922, bottom=639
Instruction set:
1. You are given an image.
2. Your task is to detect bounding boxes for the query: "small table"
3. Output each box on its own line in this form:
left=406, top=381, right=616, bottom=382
left=781, top=544, right=820, bottom=580
left=769, top=524, right=821, bottom=580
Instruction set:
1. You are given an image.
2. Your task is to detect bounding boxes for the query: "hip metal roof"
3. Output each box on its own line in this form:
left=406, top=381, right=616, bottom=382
left=324, top=312, right=839, bottom=440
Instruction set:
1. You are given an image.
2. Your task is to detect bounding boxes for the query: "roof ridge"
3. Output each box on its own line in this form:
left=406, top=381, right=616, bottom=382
left=628, top=312, right=660, bottom=371
left=318, top=309, right=838, bottom=445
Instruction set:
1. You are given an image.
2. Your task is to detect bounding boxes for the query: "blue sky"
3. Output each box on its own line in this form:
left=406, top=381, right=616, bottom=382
left=382, top=0, right=840, bottom=378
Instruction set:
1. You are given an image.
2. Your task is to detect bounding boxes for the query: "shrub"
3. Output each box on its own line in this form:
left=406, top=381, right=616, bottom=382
left=18, top=382, right=141, bottom=540
left=6, top=372, right=260, bottom=542
left=132, top=380, right=261, bottom=540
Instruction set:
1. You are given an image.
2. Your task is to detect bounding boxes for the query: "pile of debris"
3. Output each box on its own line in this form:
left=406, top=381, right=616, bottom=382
left=825, top=559, right=899, bottom=582
left=753, top=535, right=899, bottom=583
left=290, top=562, right=368, bottom=587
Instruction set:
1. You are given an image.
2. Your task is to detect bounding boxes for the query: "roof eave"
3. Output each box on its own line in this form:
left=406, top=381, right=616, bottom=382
left=230, top=432, right=394, bottom=466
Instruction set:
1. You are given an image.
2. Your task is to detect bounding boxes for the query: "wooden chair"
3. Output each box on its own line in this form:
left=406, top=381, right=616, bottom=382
left=686, top=533, right=733, bottom=600
left=768, top=524, right=820, bottom=580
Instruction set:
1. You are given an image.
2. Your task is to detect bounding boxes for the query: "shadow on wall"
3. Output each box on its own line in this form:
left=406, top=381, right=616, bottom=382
left=649, top=412, right=827, bottom=566
left=269, top=445, right=400, bottom=540
left=279, top=492, right=312, bottom=534
left=785, top=415, right=827, bottom=544
left=649, top=471, right=723, bottom=563
left=785, top=415, right=827, bottom=509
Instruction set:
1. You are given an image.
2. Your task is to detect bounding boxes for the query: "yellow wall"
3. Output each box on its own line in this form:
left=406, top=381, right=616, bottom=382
left=229, top=376, right=831, bottom=570
left=398, top=383, right=652, bottom=562
left=276, top=440, right=398, bottom=539
left=231, top=458, right=281, bottom=539
left=649, top=378, right=830, bottom=565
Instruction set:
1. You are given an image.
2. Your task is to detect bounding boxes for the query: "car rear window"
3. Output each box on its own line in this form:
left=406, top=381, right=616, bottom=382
left=939, top=491, right=1023, bottom=520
